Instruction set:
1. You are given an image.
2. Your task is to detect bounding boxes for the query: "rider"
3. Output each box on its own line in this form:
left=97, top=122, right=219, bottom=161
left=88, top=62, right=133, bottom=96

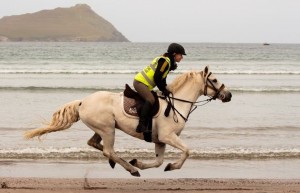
left=133, top=43, right=186, bottom=133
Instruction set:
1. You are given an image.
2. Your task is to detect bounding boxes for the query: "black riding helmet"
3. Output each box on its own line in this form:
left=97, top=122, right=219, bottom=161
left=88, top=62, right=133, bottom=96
left=167, top=43, right=186, bottom=55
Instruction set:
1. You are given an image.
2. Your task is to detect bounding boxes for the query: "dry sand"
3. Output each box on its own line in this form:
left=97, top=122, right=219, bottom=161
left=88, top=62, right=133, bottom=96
left=1, top=178, right=300, bottom=193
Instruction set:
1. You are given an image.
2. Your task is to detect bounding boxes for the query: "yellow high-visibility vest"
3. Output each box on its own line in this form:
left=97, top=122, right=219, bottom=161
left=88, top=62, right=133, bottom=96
left=135, top=56, right=171, bottom=90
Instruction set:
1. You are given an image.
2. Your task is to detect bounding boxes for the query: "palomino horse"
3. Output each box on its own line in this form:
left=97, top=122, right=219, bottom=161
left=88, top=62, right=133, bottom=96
left=24, top=65, right=232, bottom=177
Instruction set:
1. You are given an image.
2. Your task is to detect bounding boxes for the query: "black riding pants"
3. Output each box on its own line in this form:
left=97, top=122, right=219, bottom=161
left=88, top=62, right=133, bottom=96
left=133, top=80, right=155, bottom=105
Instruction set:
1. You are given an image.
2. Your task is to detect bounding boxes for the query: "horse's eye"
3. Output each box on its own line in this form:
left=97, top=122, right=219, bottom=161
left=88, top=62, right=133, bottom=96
left=213, top=79, right=217, bottom=83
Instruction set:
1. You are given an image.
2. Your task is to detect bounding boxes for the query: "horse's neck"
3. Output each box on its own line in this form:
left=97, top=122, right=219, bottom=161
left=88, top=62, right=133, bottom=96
left=172, top=80, right=202, bottom=118
left=174, top=85, right=199, bottom=102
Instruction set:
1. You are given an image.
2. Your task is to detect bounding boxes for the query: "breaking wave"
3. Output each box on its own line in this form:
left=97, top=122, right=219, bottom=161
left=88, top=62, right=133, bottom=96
left=1, top=86, right=299, bottom=93
left=1, top=69, right=300, bottom=75
left=1, top=147, right=299, bottom=160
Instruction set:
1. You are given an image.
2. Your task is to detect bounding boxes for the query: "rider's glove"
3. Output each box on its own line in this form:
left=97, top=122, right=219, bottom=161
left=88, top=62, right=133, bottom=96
left=162, top=89, right=171, bottom=96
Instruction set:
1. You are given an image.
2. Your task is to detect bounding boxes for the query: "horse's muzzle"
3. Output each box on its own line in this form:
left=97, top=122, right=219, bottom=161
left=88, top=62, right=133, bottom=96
left=219, top=91, right=232, bottom=103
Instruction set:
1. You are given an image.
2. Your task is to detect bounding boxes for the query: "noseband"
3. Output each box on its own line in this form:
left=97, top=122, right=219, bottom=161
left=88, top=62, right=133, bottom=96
left=204, top=72, right=225, bottom=100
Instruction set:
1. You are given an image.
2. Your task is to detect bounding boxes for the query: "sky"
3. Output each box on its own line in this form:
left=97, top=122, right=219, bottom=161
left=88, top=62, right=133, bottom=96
left=0, top=0, right=300, bottom=43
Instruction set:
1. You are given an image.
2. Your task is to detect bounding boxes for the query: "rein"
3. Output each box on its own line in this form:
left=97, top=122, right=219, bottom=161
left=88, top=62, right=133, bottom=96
left=159, top=94, right=214, bottom=123
left=160, top=71, right=225, bottom=123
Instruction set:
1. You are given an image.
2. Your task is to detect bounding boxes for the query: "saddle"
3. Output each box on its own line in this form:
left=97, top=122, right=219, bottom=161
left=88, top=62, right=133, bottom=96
left=122, top=84, right=161, bottom=143
left=123, top=84, right=160, bottom=118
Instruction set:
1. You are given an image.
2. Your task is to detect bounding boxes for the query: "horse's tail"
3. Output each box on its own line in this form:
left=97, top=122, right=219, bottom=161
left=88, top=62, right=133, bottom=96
left=24, top=100, right=81, bottom=139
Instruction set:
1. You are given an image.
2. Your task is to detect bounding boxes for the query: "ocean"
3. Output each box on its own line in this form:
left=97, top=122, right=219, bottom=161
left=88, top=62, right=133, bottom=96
left=0, top=42, right=300, bottom=178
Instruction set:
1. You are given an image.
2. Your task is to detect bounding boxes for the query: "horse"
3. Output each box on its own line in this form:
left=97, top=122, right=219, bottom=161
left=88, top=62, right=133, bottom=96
left=24, top=65, right=232, bottom=177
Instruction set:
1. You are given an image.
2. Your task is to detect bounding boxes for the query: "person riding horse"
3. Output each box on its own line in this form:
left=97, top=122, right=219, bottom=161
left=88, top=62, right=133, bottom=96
left=133, top=43, right=186, bottom=133
left=25, top=65, right=232, bottom=177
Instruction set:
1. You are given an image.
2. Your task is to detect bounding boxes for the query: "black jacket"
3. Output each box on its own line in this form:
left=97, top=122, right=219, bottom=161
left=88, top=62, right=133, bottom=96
left=153, top=53, right=176, bottom=91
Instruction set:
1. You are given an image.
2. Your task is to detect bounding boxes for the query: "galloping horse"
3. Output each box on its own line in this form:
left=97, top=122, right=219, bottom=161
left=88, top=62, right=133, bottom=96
left=24, top=65, right=232, bottom=177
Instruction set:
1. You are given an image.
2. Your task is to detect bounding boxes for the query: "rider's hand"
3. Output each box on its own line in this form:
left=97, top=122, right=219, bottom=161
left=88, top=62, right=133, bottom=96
left=162, top=89, right=171, bottom=96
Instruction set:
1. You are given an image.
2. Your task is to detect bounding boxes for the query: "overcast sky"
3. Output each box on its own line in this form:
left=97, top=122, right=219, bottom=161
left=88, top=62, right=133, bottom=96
left=0, top=0, right=299, bottom=43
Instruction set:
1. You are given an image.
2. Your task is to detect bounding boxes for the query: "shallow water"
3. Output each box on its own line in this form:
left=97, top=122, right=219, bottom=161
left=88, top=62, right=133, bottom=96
left=0, top=43, right=299, bottom=170
left=1, top=159, right=300, bottom=179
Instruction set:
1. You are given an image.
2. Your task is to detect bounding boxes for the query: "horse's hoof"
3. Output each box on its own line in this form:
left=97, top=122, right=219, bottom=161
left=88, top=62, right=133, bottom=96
left=129, top=159, right=137, bottom=166
left=164, top=163, right=172, bottom=171
left=109, top=159, right=116, bottom=169
left=87, top=141, right=95, bottom=148
left=131, top=171, right=140, bottom=177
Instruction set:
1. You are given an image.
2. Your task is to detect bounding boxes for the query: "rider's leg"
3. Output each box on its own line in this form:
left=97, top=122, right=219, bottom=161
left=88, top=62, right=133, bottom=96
left=136, top=100, right=152, bottom=133
left=133, top=80, right=155, bottom=133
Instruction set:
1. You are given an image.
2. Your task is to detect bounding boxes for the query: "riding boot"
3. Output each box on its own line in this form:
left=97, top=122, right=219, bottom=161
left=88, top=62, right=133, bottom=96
left=136, top=101, right=152, bottom=133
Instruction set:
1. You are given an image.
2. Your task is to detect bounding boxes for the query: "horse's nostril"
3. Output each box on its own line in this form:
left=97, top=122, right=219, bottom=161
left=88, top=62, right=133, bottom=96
left=220, top=93, right=225, bottom=99
left=222, top=92, right=232, bottom=102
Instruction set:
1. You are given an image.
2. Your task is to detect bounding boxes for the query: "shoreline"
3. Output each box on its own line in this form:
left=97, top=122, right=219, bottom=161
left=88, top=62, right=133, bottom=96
left=1, top=159, right=300, bottom=179
left=1, top=178, right=300, bottom=193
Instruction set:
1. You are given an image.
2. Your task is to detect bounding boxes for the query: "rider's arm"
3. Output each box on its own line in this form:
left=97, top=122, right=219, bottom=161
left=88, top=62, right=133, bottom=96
left=154, top=58, right=168, bottom=91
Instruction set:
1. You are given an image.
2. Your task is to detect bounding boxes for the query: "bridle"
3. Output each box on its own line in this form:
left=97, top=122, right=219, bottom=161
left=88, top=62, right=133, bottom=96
left=161, top=71, right=225, bottom=122
left=204, top=72, right=225, bottom=100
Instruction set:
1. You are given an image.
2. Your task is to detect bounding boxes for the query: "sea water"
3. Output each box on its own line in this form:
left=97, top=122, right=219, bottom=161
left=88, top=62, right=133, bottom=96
left=0, top=42, right=299, bottom=178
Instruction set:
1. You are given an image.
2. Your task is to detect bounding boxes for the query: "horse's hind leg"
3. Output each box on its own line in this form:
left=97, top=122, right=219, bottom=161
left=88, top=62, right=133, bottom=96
left=130, top=143, right=166, bottom=170
left=87, top=133, right=103, bottom=151
left=87, top=132, right=116, bottom=168
left=100, top=128, right=140, bottom=177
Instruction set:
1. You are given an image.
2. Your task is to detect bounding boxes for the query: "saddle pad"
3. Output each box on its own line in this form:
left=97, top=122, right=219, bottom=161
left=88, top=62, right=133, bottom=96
left=123, top=95, right=140, bottom=117
left=122, top=94, right=161, bottom=118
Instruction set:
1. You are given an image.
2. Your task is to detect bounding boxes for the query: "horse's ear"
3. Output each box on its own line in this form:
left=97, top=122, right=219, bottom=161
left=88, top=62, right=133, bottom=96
left=204, top=65, right=210, bottom=76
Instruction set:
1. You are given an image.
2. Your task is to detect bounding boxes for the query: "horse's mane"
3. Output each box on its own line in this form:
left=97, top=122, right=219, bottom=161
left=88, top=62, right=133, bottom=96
left=168, top=71, right=202, bottom=93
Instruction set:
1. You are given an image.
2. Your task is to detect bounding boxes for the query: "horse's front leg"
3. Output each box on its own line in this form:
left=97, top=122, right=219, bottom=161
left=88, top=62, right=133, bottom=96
left=130, top=143, right=166, bottom=170
left=159, top=133, right=189, bottom=171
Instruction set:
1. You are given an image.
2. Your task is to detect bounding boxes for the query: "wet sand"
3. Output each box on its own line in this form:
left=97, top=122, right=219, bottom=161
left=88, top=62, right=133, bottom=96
left=1, top=178, right=300, bottom=193
left=1, top=159, right=300, bottom=192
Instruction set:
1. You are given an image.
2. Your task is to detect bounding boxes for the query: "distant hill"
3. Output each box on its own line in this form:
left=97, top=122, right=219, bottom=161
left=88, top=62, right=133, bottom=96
left=0, top=4, right=129, bottom=42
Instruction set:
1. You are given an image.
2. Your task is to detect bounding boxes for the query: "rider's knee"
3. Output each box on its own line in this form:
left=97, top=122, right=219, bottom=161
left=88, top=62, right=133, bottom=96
left=146, top=98, right=155, bottom=106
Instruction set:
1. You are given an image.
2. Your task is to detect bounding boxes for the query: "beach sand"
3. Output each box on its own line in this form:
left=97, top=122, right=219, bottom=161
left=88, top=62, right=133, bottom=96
left=1, top=160, right=300, bottom=192
left=1, top=178, right=300, bottom=193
